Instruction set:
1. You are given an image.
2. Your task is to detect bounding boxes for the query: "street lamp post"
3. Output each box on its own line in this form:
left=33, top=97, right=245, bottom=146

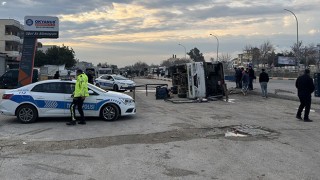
left=284, top=9, right=299, bottom=73
left=178, top=43, right=186, bottom=59
left=210, top=34, right=219, bottom=61
left=317, top=44, right=320, bottom=72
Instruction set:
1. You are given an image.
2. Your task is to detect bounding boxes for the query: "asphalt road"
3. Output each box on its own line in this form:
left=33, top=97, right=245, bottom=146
left=227, top=79, right=297, bottom=95
left=0, top=78, right=319, bottom=180
left=227, top=79, right=320, bottom=105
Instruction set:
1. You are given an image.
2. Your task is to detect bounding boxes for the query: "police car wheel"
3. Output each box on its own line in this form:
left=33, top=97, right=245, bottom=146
left=95, top=83, right=100, bottom=87
left=16, top=104, right=38, bottom=123
left=113, top=84, right=119, bottom=91
left=101, top=104, right=119, bottom=121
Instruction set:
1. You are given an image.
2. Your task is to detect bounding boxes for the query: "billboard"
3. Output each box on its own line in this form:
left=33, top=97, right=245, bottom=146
left=18, top=38, right=37, bottom=87
left=24, top=16, right=59, bottom=38
left=278, top=56, right=296, bottom=65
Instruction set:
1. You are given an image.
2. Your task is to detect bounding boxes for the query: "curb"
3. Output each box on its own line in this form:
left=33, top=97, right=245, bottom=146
left=235, top=90, right=320, bottom=105
left=225, top=77, right=297, bottom=81
left=152, top=77, right=172, bottom=82
left=270, top=77, right=296, bottom=80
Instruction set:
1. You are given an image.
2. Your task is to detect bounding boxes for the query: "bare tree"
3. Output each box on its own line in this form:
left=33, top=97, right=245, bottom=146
left=160, top=58, right=191, bottom=67
left=291, top=41, right=303, bottom=65
left=280, top=50, right=294, bottom=57
left=242, top=44, right=260, bottom=66
left=252, top=47, right=260, bottom=66
left=132, top=61, right=149, bottom=71
left=300, top=44, right=318, bottom=67
left=243, top=44, right=253, bottom=53
left=187, top=47, right=205, bottom=62
left=259, top=41, right=274, bottom=67
left=219, top=53, right=232, bottom=62
left=267, top=51, right=276, bottom=66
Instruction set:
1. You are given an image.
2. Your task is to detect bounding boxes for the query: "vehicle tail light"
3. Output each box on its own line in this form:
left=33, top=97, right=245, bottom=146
left=2, top=94, right=13, bottom=100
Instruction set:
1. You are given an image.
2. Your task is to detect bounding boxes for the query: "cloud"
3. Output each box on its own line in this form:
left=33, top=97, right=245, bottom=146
left=0, top=0, right=320, bottom=67
left=1, top=1, right=6, bottom=5
left=308, top=29, right=319, bottom=35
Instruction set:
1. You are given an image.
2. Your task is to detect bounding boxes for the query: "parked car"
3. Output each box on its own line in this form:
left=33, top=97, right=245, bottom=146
left=0, top=79, right=136, bottom=123
left=0, top=69, right=39, bottom=89
left=95, top=74, right=136, bottom=91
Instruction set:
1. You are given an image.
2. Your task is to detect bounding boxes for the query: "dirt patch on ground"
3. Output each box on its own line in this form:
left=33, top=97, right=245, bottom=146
left=0, top=125, right=280, bottom=157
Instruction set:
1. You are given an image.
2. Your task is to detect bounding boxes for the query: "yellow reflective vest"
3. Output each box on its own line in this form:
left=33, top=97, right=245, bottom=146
left=73, top=73, right=89, bottom=97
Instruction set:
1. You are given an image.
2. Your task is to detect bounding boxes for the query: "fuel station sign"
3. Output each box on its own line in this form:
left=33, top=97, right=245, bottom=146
left=18, top=16, right=59, bottom=87
left=24, top=16, right=59, bottom=38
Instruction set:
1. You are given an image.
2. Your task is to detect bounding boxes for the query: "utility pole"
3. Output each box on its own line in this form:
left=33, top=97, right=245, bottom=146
left=210, top=34, right=219, bottom=61
left=178, top=43, right=186, bottom=59
left=284, top=9, right=299, bottom=74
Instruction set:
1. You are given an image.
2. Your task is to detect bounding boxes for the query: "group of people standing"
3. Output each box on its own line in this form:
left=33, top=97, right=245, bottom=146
left=234, top=65, right=259, bottom=96
left=235, top=66, right=316, bottom=122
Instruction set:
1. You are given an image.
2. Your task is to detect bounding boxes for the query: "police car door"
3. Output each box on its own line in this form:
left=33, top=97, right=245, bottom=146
left=30, top=82, right=66, bottom=116
left=100, top=75, right=114, bottom=90
left=63, top=82, right=97, bottom=116
left=105, top=75, right=115, bottom=90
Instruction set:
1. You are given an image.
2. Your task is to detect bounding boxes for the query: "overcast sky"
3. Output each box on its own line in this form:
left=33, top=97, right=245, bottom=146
left=1, top=0, right=320, bottom=67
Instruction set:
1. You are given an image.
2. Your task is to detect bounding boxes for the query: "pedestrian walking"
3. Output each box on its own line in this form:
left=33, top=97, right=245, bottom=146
left=53, top=71, right=60, bottom=79
left=259, top=69, right=269, bottom=98
left=241, top=70, right=249, bottom=95
left=295, top=69, right=315, bottom=122
left=86, top=70, right=94, bottom=84
left=156, top=68, right=160, bottom=78
left=248, top=65, right=255, bottom=90
left=239, top=67, right=244, bottom=88
left=67, top=69, right=89, bottom=125
left=66, top=71, right=72, bottom=80
left=234, top=67, right=238, bottom=88
left=234, top=67, right=242, bottom=88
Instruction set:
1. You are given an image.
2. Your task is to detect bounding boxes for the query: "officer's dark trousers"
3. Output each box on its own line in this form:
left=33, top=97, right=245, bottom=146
left=249, top=77, right=253, bottom=90
left=70, top=97, right=85, bottom=121
left=238, top=77, right=242, bottom=88
left=297, top=93, right=311, bottom=119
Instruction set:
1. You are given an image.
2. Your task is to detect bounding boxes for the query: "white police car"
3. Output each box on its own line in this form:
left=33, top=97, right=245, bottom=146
left=95, top=74, right=136, bottom=91
left=0, top=79, right=136, bottom=123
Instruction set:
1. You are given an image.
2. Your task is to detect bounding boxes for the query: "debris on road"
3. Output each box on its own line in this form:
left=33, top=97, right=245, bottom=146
left=225, top=131, right=247, bottom=137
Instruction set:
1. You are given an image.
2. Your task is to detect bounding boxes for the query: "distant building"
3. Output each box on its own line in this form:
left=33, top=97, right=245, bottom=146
left=0, top=19, right=24, bottom=69
left=231, top=58, right=240, bottom=67
left=233, top=47, right=261, bottom=67
left=74, top=61, right=95, bottom=70
left=0, top=19, right=23, bottom=59
left=0, top=53, right=6, bottom=75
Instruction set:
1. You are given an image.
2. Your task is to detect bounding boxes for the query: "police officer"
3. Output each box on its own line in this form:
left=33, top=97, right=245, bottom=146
left=67, top=69, right=89, bottom=125
left=53, top=71, right=60, bottom=79
left=295, top=69, right=315, bottom=122
left=86, top=70, right=94, bottom=84
left=248, top=65, right=255, bottom=90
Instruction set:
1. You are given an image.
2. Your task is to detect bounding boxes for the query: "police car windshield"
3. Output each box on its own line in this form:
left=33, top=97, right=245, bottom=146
left=113, top=75, right=127, bottom=80
left=89, top=84, right=107, bottom=93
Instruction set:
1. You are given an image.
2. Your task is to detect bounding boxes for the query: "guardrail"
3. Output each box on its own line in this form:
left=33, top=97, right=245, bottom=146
left=122, top=84, right=168, bottom=99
